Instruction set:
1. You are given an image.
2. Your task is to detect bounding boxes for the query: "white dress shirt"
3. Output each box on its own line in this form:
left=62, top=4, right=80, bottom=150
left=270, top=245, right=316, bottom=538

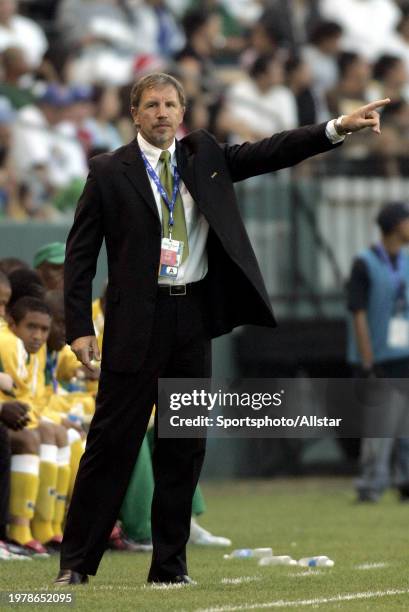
left=137, top=124, right=343, bottom=285
left=137, top=132, right=209, bottom=285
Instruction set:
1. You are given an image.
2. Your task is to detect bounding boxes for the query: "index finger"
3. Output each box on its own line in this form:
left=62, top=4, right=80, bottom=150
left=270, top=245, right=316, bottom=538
left=362, top=98, right=391, bottom=112
left=79, top=349, right=99, bottom=374
left=78, top=347, right=92, bottom=368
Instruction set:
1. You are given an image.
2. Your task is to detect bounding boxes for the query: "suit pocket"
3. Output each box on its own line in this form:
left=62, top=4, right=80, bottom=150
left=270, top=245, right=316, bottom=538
left=107, top=286, right=120, bottom=303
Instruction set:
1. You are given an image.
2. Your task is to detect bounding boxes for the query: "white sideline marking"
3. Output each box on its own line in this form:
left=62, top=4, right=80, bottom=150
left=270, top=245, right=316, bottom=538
left=195, top=588, right=409, bottom=611
left=287, top=570, right=322, bottom=577
left=355, top=562, right=388, bottom=570
left=221, top=576, right=261, bottom=585
left=147, top=583, right=188, bottom=590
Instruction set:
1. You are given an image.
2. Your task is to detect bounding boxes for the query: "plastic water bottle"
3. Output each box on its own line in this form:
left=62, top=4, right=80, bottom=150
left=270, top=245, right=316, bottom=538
left=298, top=556, right=334, bottom=567
left=223, top=547, right=272, bottom=560
left=258, top=555, right=297, bottom=566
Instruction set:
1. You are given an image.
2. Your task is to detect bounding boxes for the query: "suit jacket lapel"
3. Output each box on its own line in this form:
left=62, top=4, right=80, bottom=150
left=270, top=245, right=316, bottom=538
left=176, top=139, right=199, bottom=204
left=121, top=137, right=200, bottom=220
left=121, top=138, right=159, bottom=221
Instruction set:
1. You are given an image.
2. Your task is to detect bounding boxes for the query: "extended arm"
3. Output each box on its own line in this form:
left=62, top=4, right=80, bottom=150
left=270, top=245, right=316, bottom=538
left=222, top=99, right=390, bottom=182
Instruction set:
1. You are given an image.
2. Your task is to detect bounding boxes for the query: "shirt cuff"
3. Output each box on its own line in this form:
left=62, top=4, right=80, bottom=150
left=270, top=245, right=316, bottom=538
left=325, top=119, right=346, bottom=144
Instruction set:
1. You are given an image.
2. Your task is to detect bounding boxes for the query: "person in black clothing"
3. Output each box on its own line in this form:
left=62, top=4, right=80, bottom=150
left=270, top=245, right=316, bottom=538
left=286, top=56, right=317, bottom=126
left=56, top=71, right=389, bottom=586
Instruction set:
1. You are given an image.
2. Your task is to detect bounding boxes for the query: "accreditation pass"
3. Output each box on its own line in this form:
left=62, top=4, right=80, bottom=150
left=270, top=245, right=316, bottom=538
left=159, top=237, right=184, bottom=278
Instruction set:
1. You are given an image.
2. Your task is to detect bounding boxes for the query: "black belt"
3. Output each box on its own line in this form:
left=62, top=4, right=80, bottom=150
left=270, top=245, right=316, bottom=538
left=157, top=282, right=203, bottom=296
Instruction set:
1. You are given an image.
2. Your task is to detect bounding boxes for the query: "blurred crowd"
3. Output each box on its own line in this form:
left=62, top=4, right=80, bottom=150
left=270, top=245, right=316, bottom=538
left=2, top=0, right=409, bottom=219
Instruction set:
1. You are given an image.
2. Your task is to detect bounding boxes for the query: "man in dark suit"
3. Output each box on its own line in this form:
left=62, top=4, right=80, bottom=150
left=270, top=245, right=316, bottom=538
left=55, top=72, right=388, bottom=585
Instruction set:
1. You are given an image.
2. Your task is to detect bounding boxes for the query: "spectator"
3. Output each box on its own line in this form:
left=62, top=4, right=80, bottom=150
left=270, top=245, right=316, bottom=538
left=382, top=9, right=409, bottom=78
left=0, top=258, right=28, bottom=277
left=240, top=19, right=278, bottom=70
left=320, top=0, right=401, bottom=61
left=0, top=269, right=30, bottom=561
left=366, top=100, right=409, bottom=176
left=0, top=0, right=48, bottom=68
left=0, top=47, right=35, bottom=110
left=327, top=52, right=372, bottom=117
left=286, top=56, right=317, bottom=126
left=59, top=0, right=183, bottom=86
left=11, top=84, right=88, bottom=194
left=176, top=9, right=223, bottom=95
left=188, top=0, right=246, bottom=57
left=57, top=0, right=139, bottom=50
left=261, top=0, right=322, bottom=53
left=8, top=268, right=45, bottom=309
left=0, top=401, right=30, bottom=561
left=372, top=54, right=409, bottom=103
left=61, top=85, right=95, bottom=154
left=220, top=53, right=298, bottom=143
left=182, top=95, right=210, bottom=133
left=302, top=21, right=343, bottom=116
left=222, top=0, right=263, bottom=28
left=0, top=97, right=17, bottom=217
left=33, top=242, right=65, bottom=291
left=0, top=270, right=10, bottom=320
left=83, top=86, right=123, bottom=151
left=58, top=0, right=139, bottom=86
left=132, top=0, right=185, bottom=58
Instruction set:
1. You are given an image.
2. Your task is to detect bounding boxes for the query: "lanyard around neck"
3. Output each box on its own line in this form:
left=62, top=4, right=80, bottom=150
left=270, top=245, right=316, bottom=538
left=140, top=150, right=181, bottom=236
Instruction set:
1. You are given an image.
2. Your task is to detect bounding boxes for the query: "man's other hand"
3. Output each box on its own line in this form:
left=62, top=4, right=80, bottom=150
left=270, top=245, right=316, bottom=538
left=70, top=336, right=101, bottom=374
left=77, top=365, right=100, bottom=381
left=0, top=401, right=30, bottom=430
left=341, top=99, right=391, bottom=135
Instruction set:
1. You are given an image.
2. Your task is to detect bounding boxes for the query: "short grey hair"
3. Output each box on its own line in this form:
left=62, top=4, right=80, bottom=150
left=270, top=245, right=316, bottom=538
left=130, top=73, right=186, bottom=109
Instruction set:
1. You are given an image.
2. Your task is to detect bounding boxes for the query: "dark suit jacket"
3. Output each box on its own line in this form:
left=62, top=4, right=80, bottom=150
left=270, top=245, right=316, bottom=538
left=64, top=124, right=339, bottom=372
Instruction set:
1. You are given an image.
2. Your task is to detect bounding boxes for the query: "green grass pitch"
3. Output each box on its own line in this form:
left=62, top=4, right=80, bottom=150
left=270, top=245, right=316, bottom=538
left=1, top=478, right=409, bottom=611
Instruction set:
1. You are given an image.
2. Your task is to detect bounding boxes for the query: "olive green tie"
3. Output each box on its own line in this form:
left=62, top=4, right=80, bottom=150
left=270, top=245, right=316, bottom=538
left=159, top=151, right=189, bottom=263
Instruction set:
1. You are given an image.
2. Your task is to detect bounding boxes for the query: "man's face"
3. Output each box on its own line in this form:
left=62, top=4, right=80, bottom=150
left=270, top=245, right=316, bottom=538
left=11, top=311, right=51, bottom=354
left=0, top=283, right=11, bottom=318
left=389, top=60, right=407, bottom=88
left=320, top=34, right=342, bottom=56
left=267, top=59, right=284, bottom=87
left=397, top=218, right=409, bottom=243
left=37, top=262, right=64, bottom=290
left=204, top=13, right=222, bottom=48
left=131, top=85, right=185, bottom=149
left=348, top=58, right=371, bottom=84
left=47, top=306, right=66, bottom=352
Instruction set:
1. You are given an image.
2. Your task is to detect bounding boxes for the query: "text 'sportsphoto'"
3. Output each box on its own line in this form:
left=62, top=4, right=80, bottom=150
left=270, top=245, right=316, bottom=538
left=158, top=378, right=409, bottom=438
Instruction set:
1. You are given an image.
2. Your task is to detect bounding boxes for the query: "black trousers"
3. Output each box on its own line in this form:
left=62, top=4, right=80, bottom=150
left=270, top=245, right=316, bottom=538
left=0, top=425, right=11, bottom=541
left=61, top=287, right=211, bottom=579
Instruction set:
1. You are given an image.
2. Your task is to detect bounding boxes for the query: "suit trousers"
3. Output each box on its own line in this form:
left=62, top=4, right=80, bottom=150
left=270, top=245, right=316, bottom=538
left=60, top=285, right=211, bottom=578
